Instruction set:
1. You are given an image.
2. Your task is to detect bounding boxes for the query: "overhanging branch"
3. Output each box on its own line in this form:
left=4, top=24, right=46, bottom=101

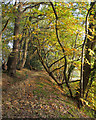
left=22, top=2, right=46, bottom=12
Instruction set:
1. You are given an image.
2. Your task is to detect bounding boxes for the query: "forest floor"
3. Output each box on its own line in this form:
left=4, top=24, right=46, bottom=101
left=2, top=69, right=95, bottom=119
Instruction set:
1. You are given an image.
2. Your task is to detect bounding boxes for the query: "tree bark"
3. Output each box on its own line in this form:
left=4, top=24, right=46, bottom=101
left=7, top=5, right=21, bottom=75
left=83, top=2, right=96, bottom=94
left=17, top=38, right=29, bottom=70
left=17, top=38, right=24, bottom=67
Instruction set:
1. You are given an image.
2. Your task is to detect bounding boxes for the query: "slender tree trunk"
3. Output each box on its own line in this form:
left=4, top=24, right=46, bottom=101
left=17, top=38, right=29, bottom=70
left=26, top=49, right=37, bottom=70
left=17, top=15, right=33, bottom=70
left=17, top=38, right=24, bottom=66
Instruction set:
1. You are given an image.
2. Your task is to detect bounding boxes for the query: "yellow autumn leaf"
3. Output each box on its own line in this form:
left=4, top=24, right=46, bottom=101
left=85, top=59, right=90, bottom=65
left=88, top=48, right=95, bottom=56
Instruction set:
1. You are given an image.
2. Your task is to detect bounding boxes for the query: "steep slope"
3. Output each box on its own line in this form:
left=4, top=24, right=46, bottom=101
left=2, top=69, right=94, bottom=119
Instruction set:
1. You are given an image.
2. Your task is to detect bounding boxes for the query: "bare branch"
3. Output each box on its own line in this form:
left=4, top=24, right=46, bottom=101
left=37, top=37, right=64, bottom=88
left=22, top=2, right=45, bottom=13
left=50, top=1, right=73, bottom=97
left=50, top=1, right=65, bottom=53
left=48, top=56, right=65, bottom=68
left=2, top=18, right=10, bottom=33
left=63, top=80, right=80, bottom=84
left=51, top=64, right=65, bottom=73
left=49, top=1, right=58, bottom=20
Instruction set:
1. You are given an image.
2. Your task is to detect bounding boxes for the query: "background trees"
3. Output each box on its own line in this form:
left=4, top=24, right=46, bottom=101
left=2, top=1, right=96, bottom=110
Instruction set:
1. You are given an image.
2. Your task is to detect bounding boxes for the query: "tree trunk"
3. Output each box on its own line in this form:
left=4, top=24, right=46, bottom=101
left=7, top=6, right=21, bottom=75
left=83, top=2, right=96, bottom=94
left=26, top=49, right=37, bottom=70
left=17, top=38, right=24, bottom=67
left=17, top=38, right=29, bottom=70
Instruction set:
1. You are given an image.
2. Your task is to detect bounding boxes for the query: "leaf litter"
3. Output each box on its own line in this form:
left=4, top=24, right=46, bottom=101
left=2, top=69, right=89, bottom=118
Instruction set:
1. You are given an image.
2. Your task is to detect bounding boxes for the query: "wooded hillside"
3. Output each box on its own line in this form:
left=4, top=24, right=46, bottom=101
left=2, top=69, right=95, bottom=118
left=1, top=1, right=96, bottom=119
